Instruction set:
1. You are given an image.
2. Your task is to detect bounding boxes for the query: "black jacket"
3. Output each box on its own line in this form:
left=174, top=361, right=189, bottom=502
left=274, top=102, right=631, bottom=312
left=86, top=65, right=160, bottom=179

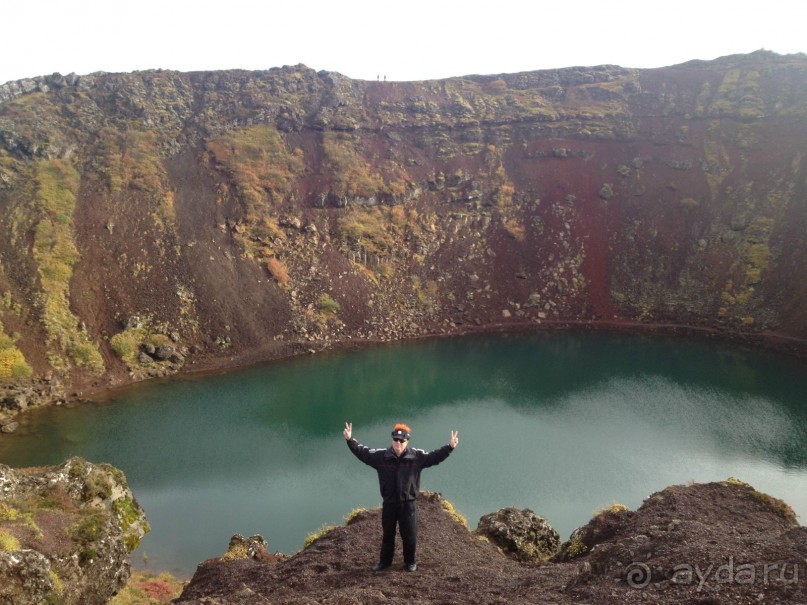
left=347, top=438, right=452, bottom=503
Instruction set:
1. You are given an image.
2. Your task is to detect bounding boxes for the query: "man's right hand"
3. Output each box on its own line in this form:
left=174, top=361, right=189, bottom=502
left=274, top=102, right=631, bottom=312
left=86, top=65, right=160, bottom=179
left=343, top=422, right=352, bottom=441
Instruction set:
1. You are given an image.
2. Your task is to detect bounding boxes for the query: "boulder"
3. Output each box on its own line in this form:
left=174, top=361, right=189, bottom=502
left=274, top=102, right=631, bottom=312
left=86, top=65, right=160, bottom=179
left=154, top=345, right=174, bottom=360
left=0, top=549, right=54, bottom=605
left=476, top=507, right=560, bottom=561
left=0, top=458, right=150, bottom=605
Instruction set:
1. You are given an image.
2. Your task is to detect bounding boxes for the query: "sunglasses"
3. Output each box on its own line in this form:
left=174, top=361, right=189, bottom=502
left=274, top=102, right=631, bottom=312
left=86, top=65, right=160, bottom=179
left=392, top=437, right=407, bottom=443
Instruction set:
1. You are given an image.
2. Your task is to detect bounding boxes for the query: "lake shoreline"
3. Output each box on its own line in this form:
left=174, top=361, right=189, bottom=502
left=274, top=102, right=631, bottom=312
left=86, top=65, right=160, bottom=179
left=70, top=317, right=807, bottom=407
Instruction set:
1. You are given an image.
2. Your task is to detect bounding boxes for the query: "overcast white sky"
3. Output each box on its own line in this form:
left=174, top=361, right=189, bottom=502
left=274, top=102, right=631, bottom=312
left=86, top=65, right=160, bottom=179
left=2, top=0, right=804, bottom=85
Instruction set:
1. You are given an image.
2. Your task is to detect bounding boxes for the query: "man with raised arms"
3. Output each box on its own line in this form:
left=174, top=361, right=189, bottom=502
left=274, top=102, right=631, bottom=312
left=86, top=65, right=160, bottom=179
left=343, top=421, right=459, bottom=572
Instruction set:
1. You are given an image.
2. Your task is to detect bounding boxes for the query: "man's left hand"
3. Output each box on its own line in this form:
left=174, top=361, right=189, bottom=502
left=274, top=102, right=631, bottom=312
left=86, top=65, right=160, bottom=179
left=449, top=430, right=459, bottom=449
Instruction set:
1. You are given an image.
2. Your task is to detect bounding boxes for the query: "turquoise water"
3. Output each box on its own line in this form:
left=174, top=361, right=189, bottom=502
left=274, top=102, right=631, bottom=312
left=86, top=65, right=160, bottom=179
left=1, top=331, right=806, bottom=577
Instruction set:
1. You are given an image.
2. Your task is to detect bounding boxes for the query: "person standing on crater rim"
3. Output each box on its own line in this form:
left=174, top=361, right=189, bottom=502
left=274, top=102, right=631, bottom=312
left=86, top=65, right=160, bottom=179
left=343, top=422, right=459, bottom=572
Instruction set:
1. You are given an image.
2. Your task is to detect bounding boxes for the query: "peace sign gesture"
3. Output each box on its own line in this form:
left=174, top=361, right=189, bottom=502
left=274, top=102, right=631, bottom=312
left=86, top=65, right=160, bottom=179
left=449, top=430, right=459, bottom=449
left=343, top=422, right=353, bottom=441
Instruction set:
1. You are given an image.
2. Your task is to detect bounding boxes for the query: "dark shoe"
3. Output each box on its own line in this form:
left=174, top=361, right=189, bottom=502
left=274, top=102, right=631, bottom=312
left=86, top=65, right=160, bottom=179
left=404, top=562, right=417, bottom=572
left=372, top=562, right=391, bottom=572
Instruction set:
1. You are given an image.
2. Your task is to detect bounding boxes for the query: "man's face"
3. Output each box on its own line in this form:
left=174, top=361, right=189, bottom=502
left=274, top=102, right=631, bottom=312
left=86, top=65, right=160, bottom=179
left=392, top=437, right=408, bottom=456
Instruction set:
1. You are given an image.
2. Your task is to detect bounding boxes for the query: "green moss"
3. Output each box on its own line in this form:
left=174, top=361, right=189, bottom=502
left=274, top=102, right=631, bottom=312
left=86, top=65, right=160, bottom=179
left=70, top=510, right=107, bottom=564
left=113, top=498, right=148, bottom=552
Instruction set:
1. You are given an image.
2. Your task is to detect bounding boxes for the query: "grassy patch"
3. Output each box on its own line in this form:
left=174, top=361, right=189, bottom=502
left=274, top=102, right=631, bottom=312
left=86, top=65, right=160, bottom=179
left=1, top=500, right=45, bottom=539
left=564, top=533, right=588, bottom=558
left=0, top=323, right=32, bottom=381
left=315, top=293, right=341, bottom=316
left=207, top=124, right=301, bottom=263
left=208, top=124, right=302, bottom=210
left=594, top=502, right=629, bottom=516
left=32, top=160, right=104, bottom=375
left=439, top=496, right=469, bottom=528
left=303, top=524, right=339, bottom=549
left=110, top=321, right=176, bottom=374
left=343, top=507, right=369, bottom=525
left=336, top=206, right=398, bottom=256
left=323, top=132, right=386, bottom=199
left=0, top=529, right=21, bottom=551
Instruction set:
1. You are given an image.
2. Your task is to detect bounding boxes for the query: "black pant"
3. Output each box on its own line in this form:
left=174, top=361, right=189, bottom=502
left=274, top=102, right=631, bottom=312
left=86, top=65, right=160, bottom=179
left=379, top=500, right=417, bottom=565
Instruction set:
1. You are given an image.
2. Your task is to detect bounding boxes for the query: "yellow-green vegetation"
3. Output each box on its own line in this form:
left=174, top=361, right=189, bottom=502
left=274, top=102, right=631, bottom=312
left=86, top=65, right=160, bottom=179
left=48, top=570, right=66, bottom=603
left=94, top=129, right=167, bottom=194
left=208, top=124, right=303, bottom=209
left=303, top=524, right=339, bottom=549
left=565, top=533, right=588, bottom=558
left=113, top=498, right=149, bottom=552
left=110, top=322, right=175, bottom=373
left=323, top=131, right=408, bottom=199
left=315, top=293, right=341, bottom=316
left=0, top=529, right=21, bottom=551
left=309, top=293, right=343, bottom=332
left=70, top=510, right=107, bottom=564
left=1, top=500, right=44, bottom=540
left=220, top=540, right=249, bottom=562
left=595, top=502, right=629, bottom=516
left=703, top=134, right=732, bottom=200
left=1, top=291, right=23, bottom=315
left=711, top=69, right=764, bottom=118
left=152, top=191, right=176, bottom=230
left=110, top=570, right=184, bottom=605
left=336, top=206, right=398, bottom=256
left=439, top=496, right=469, bottom=528
left=206, top=124, right=301, bottom=262
left=722, top=478, right=797, bottom=525
left=411, top=276, right=439, bottom=314
left=0, top=323, right=32, bottom=381
left=719, top=215, right=774, bottom=324
left=343, top=507, right=369, bottom=525
left=32, top=160, right=104, bottom=375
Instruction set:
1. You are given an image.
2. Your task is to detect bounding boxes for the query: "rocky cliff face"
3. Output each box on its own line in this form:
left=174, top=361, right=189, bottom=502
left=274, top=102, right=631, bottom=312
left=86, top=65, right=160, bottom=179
left=0, top=457, right=149, bottom=604
left=0, top=50, right=805, bottom=410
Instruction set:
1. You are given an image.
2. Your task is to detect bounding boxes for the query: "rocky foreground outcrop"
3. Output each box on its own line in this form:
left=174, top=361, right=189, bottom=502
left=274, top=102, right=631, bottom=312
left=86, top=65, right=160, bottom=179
left=0, top=458, right=149, bottom=605
left=175, top=485, right=806, bottom=605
